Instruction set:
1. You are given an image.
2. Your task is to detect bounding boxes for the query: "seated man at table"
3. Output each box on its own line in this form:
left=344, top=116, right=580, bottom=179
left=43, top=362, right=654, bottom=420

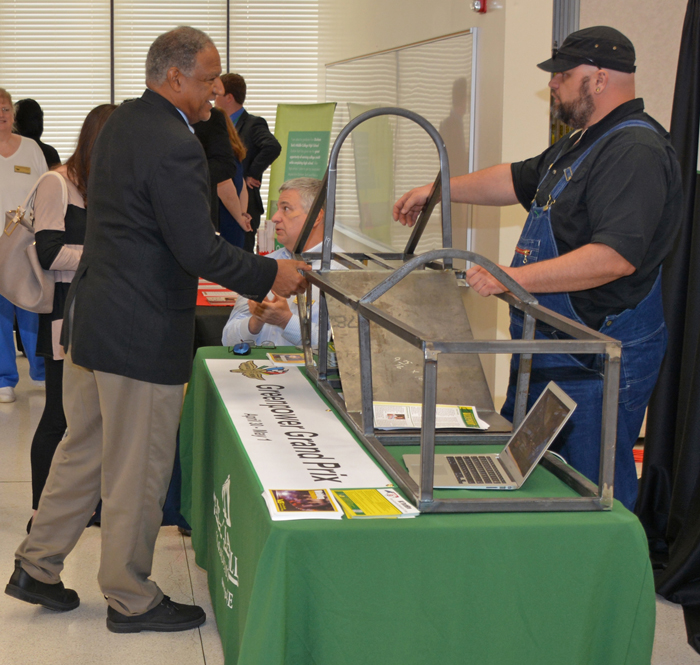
left=222, top=177, right=343, bottom=348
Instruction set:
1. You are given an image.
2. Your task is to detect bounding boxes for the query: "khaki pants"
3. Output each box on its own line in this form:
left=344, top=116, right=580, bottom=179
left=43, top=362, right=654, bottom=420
left=16, top=350, right=184, bottom=615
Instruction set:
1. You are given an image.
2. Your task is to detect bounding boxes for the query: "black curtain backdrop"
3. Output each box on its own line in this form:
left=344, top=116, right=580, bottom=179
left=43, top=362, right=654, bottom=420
left=635, top=0, right=700, bottom=653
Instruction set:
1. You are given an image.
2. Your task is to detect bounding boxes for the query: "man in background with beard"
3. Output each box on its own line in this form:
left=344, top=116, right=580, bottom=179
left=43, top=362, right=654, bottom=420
left=393, top=26, right=682, bottom=512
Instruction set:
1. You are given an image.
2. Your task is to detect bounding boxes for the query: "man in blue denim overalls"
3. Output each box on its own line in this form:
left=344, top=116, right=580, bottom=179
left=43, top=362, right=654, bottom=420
left=394, top=26, right=683, bottom=511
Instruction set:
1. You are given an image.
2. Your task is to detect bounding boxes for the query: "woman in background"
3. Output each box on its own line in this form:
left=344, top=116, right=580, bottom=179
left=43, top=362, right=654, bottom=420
left=14, top=98, right=61, bottom=169
left=218, top=111, right=250, bottom=247
left=28, top=103, right=117, bottom=529
left=194, top=106, right=250, bottom=246
left=0, top=87, right=47, bottom=403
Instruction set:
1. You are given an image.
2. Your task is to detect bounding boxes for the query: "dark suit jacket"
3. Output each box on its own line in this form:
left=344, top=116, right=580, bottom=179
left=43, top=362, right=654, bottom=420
left=194, top=107, right=241, bottom=229
left=64, top=89, right=278, bottom=385
left=235, top=110, right=281, bottom=217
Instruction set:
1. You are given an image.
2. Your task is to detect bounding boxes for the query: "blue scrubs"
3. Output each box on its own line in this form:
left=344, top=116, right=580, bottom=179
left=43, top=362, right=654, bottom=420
left=0, top=295, right=45, bottom=387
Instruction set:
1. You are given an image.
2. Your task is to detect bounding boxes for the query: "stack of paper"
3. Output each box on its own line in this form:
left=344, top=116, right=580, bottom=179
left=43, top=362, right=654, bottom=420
left=202, top=290, right=237, bottom=304
left=257, top=220, right=277, bottom=255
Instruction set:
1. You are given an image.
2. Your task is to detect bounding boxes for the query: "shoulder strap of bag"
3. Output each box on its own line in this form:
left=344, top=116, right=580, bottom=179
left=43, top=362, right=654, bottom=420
left=24, top=170, right=69, bottom=229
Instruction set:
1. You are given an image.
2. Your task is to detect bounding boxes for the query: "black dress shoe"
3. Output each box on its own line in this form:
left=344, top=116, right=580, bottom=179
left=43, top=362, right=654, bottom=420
left=5, top=561, right=79, bottom=612
left=106, top=595, right=206, bottom=633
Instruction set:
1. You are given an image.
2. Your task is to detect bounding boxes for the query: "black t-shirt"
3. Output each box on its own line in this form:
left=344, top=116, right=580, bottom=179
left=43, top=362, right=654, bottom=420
left=38, top=140, right=61, bottom=169
left=510, top=99, right=682, bottom=330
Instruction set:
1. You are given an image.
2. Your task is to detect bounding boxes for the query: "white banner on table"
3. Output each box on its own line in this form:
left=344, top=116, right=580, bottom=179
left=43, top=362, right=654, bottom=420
left=205, top=359, right=392, bottom=491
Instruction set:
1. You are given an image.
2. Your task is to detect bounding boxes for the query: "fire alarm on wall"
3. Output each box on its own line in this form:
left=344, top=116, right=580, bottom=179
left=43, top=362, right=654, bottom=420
left=472, top=0, right=487, bottom=12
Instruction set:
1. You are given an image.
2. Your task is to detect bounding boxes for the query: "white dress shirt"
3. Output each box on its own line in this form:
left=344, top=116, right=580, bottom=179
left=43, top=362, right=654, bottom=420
left=222, top=241, right=344, bottom=348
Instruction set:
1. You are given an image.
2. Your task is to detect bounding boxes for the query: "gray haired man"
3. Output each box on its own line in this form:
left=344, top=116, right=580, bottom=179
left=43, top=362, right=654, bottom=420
left=222, top=177, right=344, bottom=348
left=5, top=26, right=309, bottom=633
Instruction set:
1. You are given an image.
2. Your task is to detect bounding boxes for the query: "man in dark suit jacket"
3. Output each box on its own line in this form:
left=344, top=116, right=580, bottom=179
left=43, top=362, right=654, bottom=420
left=215, top=73, right=281, bottom=252
left=7, top=27, right=308, bottom=633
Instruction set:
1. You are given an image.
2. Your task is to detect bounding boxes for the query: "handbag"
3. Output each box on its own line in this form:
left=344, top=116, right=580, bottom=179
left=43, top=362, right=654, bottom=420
left=0, top=171, right=68, bottom=313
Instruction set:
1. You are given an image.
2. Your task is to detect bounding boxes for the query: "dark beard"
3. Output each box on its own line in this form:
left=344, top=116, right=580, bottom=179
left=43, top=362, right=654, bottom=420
left=552, top=76, right=595, bottom=129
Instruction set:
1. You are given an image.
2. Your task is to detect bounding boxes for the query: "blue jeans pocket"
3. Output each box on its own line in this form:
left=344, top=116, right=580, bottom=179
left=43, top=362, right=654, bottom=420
left=512, top=238, right=541, bottom=266
left=509, top=317, right=603, bottom=379
left=619, top=322, right=667, bottom=411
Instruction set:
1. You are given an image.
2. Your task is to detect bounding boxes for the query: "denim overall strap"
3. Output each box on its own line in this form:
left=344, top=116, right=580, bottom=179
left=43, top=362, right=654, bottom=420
left=503, top=119, right=666, bottom=511
left=537, top=120, right=657, bottom=213
left=512, top=119, right=659, bottom=324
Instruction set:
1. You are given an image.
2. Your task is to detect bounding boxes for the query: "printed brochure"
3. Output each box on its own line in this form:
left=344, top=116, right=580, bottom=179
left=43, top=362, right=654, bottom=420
left=373, top=402, right=489, bottom=430
left=332, top=488, right=419, bottom=518
left=266, top=352, right=306, bottom=365
left=263, top=489, right=343, bottom=520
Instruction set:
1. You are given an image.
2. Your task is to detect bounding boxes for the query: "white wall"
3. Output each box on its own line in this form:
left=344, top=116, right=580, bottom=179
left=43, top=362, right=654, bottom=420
left=318, top=0, right=553, bottom=406
left=580, top=0, right=686, bottom=130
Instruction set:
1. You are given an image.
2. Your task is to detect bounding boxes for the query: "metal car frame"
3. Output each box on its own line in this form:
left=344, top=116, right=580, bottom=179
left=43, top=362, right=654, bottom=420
left=293, top=107, right=620, bottom=513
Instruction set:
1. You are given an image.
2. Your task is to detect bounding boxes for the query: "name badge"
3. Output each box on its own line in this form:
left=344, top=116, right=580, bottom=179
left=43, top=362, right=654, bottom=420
left=14, top=165, right=31, bottom=174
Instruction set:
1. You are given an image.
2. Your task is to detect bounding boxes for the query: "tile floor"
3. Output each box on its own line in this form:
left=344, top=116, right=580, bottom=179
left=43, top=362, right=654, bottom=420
left=0, top=354, right=224, bottom=665
left=0, top=352, right=698, bottom=665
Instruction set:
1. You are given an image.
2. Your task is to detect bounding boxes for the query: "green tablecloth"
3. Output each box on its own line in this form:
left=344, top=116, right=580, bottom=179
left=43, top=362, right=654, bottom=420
left=180, top=347, right=655, bottom=665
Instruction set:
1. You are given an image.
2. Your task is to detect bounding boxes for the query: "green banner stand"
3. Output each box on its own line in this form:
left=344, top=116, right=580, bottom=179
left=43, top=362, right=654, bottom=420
left=267, top=103, right=336, bottom=241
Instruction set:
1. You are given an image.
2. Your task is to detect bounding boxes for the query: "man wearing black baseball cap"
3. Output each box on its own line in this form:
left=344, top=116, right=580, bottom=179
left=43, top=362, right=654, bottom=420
left=394, top=26, right=682, bottom=512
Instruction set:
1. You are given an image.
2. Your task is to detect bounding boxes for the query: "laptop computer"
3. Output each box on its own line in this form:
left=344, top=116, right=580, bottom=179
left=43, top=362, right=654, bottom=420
left=403, top=382, right=576, bottom=490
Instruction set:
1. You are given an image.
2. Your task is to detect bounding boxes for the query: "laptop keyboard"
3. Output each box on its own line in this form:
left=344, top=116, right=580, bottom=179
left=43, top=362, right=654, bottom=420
left=447, top=455, right=507, bottom=485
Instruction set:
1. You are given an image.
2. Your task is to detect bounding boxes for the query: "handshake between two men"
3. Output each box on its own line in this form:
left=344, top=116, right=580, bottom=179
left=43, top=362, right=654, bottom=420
left=267, top=258, right=311, bottom=299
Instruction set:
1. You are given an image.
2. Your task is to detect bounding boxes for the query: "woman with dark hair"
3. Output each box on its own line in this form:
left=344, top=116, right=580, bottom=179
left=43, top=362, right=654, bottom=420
left=218, top=110, right=250, bottom=248
left=14, top=98, right=61, bottom=169
left=194, top=106, right=250, bottom=247
left=27, top=103, right=117, bottom=529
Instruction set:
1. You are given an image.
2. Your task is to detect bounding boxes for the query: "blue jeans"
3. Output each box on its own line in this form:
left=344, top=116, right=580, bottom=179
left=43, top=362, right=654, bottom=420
left=502, top=307, right=666, bottom=511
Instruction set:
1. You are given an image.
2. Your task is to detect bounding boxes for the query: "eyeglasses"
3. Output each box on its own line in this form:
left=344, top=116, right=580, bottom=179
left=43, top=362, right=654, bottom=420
left=240, top=340, right=276, bottom=349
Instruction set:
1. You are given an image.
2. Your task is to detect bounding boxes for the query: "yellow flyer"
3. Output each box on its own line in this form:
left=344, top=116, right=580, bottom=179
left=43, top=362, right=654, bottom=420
left=332, top=488, right=418, bottom=519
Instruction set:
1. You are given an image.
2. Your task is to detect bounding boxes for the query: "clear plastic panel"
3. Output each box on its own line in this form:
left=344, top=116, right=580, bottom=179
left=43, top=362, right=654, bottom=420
left=325, top=32, right=473, bottom=257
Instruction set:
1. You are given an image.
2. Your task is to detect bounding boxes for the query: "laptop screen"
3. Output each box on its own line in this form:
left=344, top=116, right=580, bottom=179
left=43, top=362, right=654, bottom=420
left=507, top=388, right=571, bottom=477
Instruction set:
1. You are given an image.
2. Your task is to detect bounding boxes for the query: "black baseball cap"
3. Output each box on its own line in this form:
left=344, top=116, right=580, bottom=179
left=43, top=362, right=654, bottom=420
left=537, top=26, right=636, bottom=74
